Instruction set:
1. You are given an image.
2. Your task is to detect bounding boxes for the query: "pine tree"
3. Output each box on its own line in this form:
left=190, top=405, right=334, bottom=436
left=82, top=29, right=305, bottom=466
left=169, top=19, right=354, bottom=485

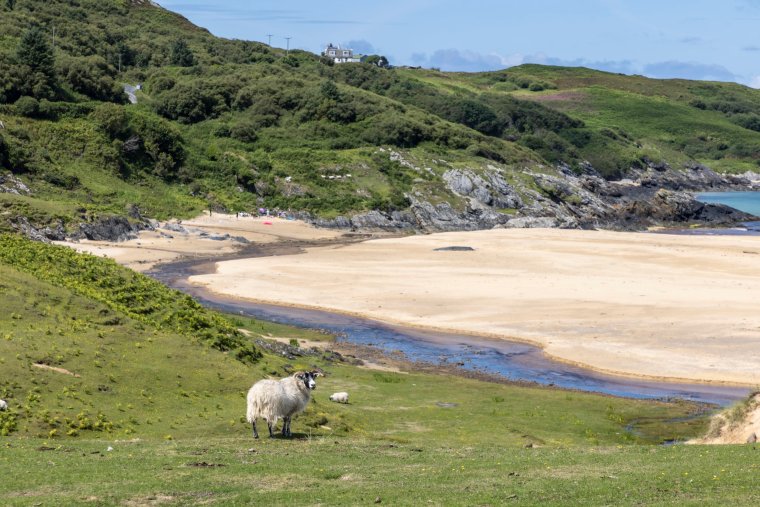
left=17, top=26, right=55, bottom=78
left=16, top=26, right=57, bottom=99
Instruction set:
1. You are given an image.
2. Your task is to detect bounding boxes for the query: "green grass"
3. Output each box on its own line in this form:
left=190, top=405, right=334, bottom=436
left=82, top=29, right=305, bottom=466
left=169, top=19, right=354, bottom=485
left=1, top=234, right=758, bottom=504
left=226, top=312, right=335, bottom=343
left=3, top=437, right=760, bottom=505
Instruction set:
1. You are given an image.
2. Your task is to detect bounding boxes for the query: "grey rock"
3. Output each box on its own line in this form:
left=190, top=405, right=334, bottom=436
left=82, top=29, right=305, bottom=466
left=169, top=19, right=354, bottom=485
left=0, top=172, right=31, bottom=195
left=304, top=157, right=756, bottom=233
left=747, top=432, right=757, bottom=444
left=434, top=246, right=475, bottom=252
left=444, top=170, right=475, bottom=196
left=444, top=168, right=523, bottom=210
left=75, top=216, right=146, bottom=242
left=503, top=216, right=562, bottom=229
left=163, top=222, right=189, bottom=234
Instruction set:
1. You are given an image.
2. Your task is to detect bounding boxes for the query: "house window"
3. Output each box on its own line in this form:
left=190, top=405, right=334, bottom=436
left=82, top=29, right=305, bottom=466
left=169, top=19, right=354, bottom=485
left=329, top=50, right=335, bottom=55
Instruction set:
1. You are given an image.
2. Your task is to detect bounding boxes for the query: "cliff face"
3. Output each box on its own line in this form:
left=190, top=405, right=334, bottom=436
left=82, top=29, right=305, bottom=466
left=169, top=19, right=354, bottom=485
left=310, top=158, right=758, bottom=233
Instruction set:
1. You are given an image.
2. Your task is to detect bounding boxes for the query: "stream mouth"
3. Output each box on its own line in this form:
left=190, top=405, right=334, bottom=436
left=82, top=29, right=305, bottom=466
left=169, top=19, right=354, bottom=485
left=149, top=254, right=750, bottom=407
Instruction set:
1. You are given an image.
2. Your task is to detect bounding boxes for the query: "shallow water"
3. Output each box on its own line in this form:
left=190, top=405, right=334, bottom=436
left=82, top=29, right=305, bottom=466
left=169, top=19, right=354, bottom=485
left=150, top=261, right=749, bottom=406
left=655, top=191, right=760, bottom=236
left=697, top=191, right=760, bottom=217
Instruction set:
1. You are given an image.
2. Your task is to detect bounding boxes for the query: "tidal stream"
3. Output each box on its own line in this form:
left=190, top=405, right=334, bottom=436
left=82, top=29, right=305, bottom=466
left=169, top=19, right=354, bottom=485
left=149, top=254, right=750, bottom=407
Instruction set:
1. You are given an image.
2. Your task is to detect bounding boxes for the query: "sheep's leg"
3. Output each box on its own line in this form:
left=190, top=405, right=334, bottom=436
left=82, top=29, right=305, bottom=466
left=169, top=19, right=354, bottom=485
left=282, top=417, right=291, bottom=437
left=252, top=420, right=259, bottom=439
left=267, top=420, right=274, bottom=438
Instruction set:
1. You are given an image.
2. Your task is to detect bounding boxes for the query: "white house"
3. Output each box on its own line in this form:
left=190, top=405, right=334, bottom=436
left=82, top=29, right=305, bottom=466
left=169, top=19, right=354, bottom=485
left=323, top=43, right=361, bottom=64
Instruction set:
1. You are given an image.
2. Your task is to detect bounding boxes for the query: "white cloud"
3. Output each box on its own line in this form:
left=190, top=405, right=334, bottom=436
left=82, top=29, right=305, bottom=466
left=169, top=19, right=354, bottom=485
left=747, top=75, right=760, bottom=88
left=643, top=61, right=737, bottom=81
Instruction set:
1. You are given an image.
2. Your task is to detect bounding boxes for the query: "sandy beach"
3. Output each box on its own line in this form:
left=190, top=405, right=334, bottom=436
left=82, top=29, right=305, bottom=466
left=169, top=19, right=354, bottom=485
left=188, top=228, right=760, bottom=385
left=58, top=213, right=343, bottom=272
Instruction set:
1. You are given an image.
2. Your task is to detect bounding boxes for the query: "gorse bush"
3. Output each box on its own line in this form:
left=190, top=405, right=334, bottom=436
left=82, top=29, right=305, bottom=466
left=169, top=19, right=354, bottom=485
left=0, top=235, right=261, bottom=363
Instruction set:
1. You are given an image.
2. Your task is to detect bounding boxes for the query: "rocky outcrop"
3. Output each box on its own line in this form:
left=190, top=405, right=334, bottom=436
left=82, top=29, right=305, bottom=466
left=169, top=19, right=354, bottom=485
left=312, top=197, right=515, bottom=232
left=11, top=217, right=66, bottom=243
left=443, top=168, right=523, bottom=209
left=306, top=159, right=757, bottom=233
left=0, top=172, right=30, bottom=195
left=73, top=216, right=151, bottom=242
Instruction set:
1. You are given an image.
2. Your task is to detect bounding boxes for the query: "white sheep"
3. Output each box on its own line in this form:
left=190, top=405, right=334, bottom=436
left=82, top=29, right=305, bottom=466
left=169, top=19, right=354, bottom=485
left=246, top=371, right=319, bottom=438
left=0, top=399, right=7, bottom=411
left=329, top=392, right=349, bottom=404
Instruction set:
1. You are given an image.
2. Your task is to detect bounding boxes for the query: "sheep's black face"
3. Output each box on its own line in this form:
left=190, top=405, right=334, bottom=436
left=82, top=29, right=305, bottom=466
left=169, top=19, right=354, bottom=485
left=297, top=372, right=317, bottom=390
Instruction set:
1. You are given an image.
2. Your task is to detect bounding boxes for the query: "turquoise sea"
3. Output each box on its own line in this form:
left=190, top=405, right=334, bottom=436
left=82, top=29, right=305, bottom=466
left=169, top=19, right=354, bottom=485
left=696, top=191, right=760, bottom=217
left=671, top=191, right=760, bottom=235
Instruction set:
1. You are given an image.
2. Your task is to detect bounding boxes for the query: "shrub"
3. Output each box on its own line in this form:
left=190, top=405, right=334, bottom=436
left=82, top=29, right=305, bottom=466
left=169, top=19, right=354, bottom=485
left=126, top=111, right=186, bottom=179
left=56, top=55, right=123, bottom=102
left=90, top=103, right=129, bottom=138
left=14, top=96, right=40, bottom=117
left=169, top=39, right=195, bottom=67
left=149, top=75, right=176, bottom=94
left=230, top=121, right=258, bottom=143
left=732, top=113, right=760, bottom=132
left=361, top=114, right=427, bottom=147
left=155, top=83, right=222, bottom=123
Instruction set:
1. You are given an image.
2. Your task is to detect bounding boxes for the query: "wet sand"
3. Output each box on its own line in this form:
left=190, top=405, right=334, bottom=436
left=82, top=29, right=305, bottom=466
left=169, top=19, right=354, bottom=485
left=188, top=228, right=760, bottom=386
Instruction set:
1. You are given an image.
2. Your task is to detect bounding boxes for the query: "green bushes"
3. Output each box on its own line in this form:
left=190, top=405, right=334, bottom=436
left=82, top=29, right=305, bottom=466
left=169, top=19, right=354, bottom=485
left=155, top=83, right=221, bottom=123
left=0, top=235, right=261, bottom=363
left=14, top=96, right=40, bottom=117
left=89, top=105, right=186, bottom=180
left=56, top=55, right=124, bottom=102
left=90, top=103, right=130, bottom=138
left=731, top=113, right=760, bottom=132
left=230, top=120, right=258, bottom=143
left=169, top=39, right=195, bottom=67
left=126, top=111, right=186, bottom=179
left=360, top=113, right=427, bottom=147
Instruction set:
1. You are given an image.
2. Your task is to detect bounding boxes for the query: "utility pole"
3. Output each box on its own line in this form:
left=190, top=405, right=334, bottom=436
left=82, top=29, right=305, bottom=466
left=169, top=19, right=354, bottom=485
left=51, top=25, right=56, bottom=52
left=267, top=34, right=273, bottom=46
left=285, top=36, right=292, bottom=54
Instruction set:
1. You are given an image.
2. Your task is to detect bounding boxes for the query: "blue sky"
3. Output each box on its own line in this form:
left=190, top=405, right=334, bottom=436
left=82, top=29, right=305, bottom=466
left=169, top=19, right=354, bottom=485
left=159, top=0, right=760, bottom=86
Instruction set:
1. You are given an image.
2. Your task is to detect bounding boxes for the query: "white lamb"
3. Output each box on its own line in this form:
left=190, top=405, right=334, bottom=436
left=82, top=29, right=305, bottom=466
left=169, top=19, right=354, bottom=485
left=329, top=392, right=349, bottom=404
left=246, top=371, right=319, bottom=438
left=0, top=399, right=7, bottom=411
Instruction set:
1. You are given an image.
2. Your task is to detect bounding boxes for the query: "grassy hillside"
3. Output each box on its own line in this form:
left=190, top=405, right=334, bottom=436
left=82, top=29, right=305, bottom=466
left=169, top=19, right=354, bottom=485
left=1, top=237, right=758, bottom=504
left=1, top=1, right=759, bottom=236
left=425, top=64, right=760, bottom=176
